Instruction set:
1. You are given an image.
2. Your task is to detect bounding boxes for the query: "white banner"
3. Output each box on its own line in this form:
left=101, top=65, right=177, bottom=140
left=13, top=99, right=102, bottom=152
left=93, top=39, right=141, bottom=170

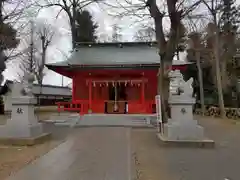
left=155, top=95, right=162, bottom=123
left=155, top=95, right=163, bottom=133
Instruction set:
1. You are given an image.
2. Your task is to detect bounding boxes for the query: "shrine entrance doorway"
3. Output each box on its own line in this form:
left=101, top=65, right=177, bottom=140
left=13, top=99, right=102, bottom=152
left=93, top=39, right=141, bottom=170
left=105, top=83, right=127, bottom=114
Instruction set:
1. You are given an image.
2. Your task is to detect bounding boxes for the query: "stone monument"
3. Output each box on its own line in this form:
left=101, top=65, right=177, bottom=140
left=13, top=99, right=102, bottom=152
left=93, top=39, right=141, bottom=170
left=0, top=72, right=51, bottom=145
left=157, top=70, right=214, bottom=148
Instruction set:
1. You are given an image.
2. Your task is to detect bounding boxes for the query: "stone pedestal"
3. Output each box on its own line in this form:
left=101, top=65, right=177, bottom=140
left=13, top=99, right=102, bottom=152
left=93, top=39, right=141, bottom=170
left=157, top=70, right=214, bottom=148
left=158, top=95, right=214, bottom=148
left=0, top=96, right=51, bottom=145
left=164, top=95, right=204, bottom=140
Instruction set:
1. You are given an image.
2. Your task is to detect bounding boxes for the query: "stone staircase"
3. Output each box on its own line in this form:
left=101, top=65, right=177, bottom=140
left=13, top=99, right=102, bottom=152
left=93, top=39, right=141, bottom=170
left=74, top=114, right=153, bottom=127
left=45, top=113, right=154, bottom=127
left=44, top=113, right=79, bottom=126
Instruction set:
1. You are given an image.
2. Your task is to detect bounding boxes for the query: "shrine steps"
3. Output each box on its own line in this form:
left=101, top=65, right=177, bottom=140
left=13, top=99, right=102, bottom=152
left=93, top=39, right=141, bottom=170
left=74, top=114, right=154, bottom=127
left=45, top=114, right=155, bottom=127
left=43, top=113, right=79, bottom=126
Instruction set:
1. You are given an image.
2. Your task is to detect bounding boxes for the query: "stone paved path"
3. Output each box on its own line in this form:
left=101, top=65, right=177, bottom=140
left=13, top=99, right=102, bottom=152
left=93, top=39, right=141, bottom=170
left=5, top=127, right=132, bottom=180
left=132, top=116, right=240, bottom=180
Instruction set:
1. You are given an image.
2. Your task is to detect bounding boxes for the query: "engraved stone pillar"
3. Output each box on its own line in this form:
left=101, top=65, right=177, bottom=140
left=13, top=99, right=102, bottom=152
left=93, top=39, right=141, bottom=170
left=0, top=73, right=51, bottom=145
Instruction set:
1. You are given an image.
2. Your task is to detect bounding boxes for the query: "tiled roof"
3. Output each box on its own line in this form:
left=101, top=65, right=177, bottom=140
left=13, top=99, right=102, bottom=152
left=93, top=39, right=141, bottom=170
left=46, top=42, right=192, bottom=67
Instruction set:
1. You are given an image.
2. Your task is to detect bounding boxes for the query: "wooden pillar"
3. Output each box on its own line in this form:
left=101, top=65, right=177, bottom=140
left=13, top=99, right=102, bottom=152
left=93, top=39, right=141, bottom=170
left=72, top=77, right=76, bottom=101
left=141, top=80, right=146, bottom=113
left=89, top=79, right=92, bottom=110
left=141, top=81, right=145, bottom=103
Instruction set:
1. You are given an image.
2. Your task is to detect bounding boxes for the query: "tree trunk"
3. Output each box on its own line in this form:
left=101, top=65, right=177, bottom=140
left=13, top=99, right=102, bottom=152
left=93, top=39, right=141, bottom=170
left=71, top=21, right=77, bottom=49
left=71, top=0, right=77, bottom=50
left=158, top=55, right=172, bottom=122
left=196, top=51, right=205, bottom=115
left=146, top=0, right=179, bottom=122
left=214, top=30, right=226, bottom=118
left=158, top=57, right=169, bottom=122
left=220, top=59, right=228, bottom=92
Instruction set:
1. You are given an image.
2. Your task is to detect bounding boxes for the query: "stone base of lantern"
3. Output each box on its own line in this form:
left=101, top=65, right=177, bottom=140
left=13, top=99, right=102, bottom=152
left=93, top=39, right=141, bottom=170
left=0, top=96, right=51, bottom=145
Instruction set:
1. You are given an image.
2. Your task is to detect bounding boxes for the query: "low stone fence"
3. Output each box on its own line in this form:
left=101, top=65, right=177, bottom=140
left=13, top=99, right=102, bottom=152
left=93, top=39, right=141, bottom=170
left=194, top=107, right=240, bottom=120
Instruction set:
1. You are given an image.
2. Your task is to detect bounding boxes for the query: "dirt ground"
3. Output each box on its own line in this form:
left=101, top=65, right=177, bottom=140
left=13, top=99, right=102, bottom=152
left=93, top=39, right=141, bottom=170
left=132, top=128, right=172, bottom=180
left=131, top=116, right=240, bottom=180
left=0, top=139, right=63, bottom=179
left=1, top=111, right=240, bottom=180
left=0, top=110, right=70, bottom=180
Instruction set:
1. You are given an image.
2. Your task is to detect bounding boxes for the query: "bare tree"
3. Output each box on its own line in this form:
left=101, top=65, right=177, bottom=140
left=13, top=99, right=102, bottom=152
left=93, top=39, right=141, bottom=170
left=187, top=32, right=206, bottom=115
left=35, top=21, right=54, bottom=84
left=0, top=0, right=31, bottom=84
left=37, top=0, right=101, bottom=50
left=200, top=0, right=229, bottom=117
left=134, top=24, right=155, bottom=41
left=2, top=0, right=37, bottom=58
left=112, top=24, right=122, bottom=42
left=202, top=1, right=225, bottom=117
left=18, top=20, right=55, bottom=85
left=103, top=0, right=201, bottom=121
left=97, top=33, right=112, bottom=42
left=0, top=0, right=38, bottom=86
left=146, top=0, right=201, bottom=121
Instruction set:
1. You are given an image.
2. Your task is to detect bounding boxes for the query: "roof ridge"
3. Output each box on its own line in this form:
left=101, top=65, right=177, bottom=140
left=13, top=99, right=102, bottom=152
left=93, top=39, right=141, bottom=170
left=75, top=41, right=158, bottom=48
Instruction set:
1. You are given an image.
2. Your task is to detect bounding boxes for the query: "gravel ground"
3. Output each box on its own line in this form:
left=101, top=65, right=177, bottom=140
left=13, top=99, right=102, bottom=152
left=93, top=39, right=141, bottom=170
left=132, top=116, right=240, bottom=180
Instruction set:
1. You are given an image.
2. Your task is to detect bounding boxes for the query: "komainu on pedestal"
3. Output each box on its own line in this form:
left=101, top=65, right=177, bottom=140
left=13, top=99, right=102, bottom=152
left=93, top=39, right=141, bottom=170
left=157, top=70, right=214, bottom=148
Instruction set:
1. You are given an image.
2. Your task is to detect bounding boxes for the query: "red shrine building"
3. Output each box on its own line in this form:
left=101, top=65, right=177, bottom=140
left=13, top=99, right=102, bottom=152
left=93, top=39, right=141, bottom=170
left=46, top=42, right=190, bottom=114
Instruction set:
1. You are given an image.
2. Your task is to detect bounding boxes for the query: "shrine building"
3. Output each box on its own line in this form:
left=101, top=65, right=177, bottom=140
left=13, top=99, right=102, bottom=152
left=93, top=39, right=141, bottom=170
left=46, top=42, right=191, bottom=114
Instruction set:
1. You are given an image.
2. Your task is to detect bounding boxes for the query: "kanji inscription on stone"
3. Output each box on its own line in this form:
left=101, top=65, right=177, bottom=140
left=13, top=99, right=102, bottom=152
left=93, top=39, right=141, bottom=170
left=17, top=108, right=23, bottom=114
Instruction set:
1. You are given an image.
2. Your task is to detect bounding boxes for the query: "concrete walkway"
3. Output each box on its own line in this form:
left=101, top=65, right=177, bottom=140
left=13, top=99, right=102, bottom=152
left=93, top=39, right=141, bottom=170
left=132, top=116, right=240, bottom=180
left=6, top=127, right=132, bottom=180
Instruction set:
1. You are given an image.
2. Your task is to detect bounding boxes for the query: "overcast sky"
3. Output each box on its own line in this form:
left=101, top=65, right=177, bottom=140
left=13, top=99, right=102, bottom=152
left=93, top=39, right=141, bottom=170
left=3, top=0, right=223, bottom=86
left=3, top=1, right=145, bottom=86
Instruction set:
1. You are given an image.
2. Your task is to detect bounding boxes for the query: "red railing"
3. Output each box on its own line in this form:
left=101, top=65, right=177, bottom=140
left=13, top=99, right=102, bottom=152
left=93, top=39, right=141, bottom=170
left=128, top=100, right=155, bottom=114
left=56, top=100, right=89, bottom=115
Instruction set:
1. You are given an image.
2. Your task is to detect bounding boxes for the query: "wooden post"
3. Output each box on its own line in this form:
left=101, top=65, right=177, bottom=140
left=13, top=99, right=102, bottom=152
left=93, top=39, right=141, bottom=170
left=57, top=103, right=60, bottom=113
left=141, top=80, right=145, bottom=113
left=72, top=77, right=76, bottom=101
left=141, top=81, right=145, bottom=103
left=89, top=79, right=92, bottom=111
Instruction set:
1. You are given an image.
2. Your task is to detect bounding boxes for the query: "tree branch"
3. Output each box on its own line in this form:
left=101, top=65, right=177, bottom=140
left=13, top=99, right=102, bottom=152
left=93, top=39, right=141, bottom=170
left=146, top=0, right=166, bottom=49
left=181, top=0, right=202, bottom=18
